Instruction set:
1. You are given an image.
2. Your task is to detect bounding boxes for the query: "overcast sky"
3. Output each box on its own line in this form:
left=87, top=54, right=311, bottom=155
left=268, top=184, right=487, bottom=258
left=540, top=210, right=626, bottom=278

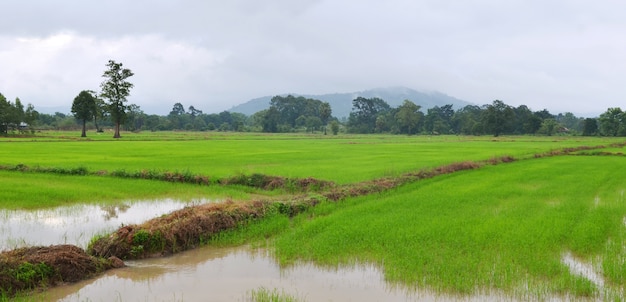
left=1, top=0, right=624, bottom=116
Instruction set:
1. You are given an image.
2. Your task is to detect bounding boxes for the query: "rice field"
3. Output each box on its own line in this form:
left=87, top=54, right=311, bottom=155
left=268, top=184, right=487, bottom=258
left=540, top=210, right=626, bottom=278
left=2, top=131, right=626, bottom=300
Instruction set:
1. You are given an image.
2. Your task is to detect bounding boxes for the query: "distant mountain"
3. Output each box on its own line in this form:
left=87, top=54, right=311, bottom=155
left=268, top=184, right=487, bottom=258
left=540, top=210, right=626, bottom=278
left=228, top=86, right=472, bottom=119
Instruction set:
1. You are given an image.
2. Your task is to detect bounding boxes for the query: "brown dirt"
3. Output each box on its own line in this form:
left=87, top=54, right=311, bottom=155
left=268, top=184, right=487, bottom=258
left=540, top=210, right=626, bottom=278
left=89, top=199, right=307, bottom=259
left=0, top=245, right=123, bottom=297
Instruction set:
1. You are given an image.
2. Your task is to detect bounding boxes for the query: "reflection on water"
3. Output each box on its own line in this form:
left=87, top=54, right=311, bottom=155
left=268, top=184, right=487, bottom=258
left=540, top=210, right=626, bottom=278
left=39, top=246, right=437, bottom=302
left=0, top=199, right=211, bottom=251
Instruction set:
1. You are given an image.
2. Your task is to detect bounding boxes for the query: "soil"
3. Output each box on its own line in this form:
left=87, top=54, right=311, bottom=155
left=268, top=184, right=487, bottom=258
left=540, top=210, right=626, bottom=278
left=0, top=245, right=123, bottom=297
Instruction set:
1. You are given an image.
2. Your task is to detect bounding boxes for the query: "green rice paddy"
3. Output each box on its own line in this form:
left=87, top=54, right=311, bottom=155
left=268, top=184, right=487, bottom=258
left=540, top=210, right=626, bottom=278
left=2, top=131, right=625, bottom=299
left=269, top=155, right=626, bottom=298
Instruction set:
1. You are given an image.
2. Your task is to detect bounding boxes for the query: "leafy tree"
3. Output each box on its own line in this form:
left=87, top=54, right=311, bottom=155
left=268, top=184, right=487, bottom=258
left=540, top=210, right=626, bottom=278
left=100, top=60, right=134, bottom=138
left=11, top=98, right=25, bottom=130
left=188, top=105, right=202, bottom=117
left=598, top=107, right=624, bottom=136
left=24, top=104, right=39, bottom=133
left=534, top=109, right=554, bottom=120
left=330, top=120, right=340, bottom=135
left=482, top=100, right=514, bottom=137
left=347, top=97, right=391, bottom=133
left=0, top=94, right=37, bottom=134
left=71, top=90, right=97, bottom=137
left=230, top=112, right=247, bottom=131
left=538, top=118, right=559, bottom=136
left=0, top=93, right=9, bottom=134
left=582, top=118, right=598, bottom=136
left=262, top=107, right=280, bottom=132
left=452, top=105, right=482, bottom=135
left=557, top=112, right=582, bottom=133
left=425, top=104, right=453, bottom=134
left=125, top=104, right=144, bottom=131
left=319, top=102, right=332, bottom=134
left=395, top=100, right=422, bottom=135
left=170, top=103, right=186, bottom=116
left=262, top=95, right=330, bottom=132
left=93, top=97, right=107, bottom=132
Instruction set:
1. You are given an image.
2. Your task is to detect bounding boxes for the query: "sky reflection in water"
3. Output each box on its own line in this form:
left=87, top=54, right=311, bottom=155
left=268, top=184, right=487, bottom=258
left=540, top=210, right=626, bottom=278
left=0, top=199, right=209, bottom=250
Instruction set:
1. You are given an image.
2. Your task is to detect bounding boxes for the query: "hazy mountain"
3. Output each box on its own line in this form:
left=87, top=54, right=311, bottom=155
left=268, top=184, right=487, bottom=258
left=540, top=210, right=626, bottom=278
left=228, top=86, right=472, bottom=118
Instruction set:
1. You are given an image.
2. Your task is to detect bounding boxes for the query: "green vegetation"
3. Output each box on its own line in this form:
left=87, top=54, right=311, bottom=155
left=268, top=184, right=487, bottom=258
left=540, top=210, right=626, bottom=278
left=2, top=131, right=626, bottom=300
left=1, top=132, right=620, bottom=186
left=262, top=155, right=626, bottom=298
left=0, top=171, right=255, bottom=209
left=245, top=287, right=303, bottom=302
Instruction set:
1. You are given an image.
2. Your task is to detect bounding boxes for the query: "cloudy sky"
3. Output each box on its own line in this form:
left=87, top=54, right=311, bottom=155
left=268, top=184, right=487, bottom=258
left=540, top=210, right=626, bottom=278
left=1, top=0, right=624, bottom=116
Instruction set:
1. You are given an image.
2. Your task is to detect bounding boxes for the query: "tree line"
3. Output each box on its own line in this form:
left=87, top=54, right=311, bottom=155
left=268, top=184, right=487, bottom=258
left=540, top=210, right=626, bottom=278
left=1, top=59, right=625, bottom=137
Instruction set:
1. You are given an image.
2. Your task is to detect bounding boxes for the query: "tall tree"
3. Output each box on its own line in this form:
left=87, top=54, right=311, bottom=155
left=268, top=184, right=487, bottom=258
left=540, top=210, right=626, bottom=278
left=395, top=99, right=422, bottom=135
left=0, top=93, right=9, bottom=134
left=188, top=105, right=202, bottom=117
left=93, top=97, right=107, bottom=132
left=24, top=104, right=39, bottom=133
left=319, top=102, right=332, bottom=134
left=170, top=103, right=186, bottom=116
left=347, top=97, right=391, bottom=133
left=598, top=107, right=624, bottom=136
left=482, top=100, right=514, bottom=137
left=71, top=90, right=97, bottom=137
left=100, top=60, right=134, bottom=138
left=582, top=118, right=598, bottom=136
left=425, top=104, right=454, bottom=134
left=452, top=105, right=483, bottom=135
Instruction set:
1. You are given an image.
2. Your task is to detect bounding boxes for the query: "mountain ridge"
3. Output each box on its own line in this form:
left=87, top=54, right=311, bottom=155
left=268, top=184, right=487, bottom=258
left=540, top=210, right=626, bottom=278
left=228, top=86, right=472, bottom=118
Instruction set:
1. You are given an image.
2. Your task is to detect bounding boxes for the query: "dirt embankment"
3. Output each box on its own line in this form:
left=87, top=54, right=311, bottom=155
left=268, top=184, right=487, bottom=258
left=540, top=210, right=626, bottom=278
left=89, top=198, right=317, bottom=259
left=0, top=245, right=124, bottom=297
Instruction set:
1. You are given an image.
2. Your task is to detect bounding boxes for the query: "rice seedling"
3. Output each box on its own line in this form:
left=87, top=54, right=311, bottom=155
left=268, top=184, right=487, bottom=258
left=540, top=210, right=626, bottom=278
left=244, top=287, right=304, bottom=302
left=254, top=156, right=626, bottom=299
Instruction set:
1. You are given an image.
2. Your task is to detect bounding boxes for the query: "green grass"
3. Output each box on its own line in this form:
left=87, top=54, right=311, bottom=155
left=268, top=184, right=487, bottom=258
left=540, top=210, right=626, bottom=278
left=214, top=155, right=626, bottom=298
left=1, top=132, right=621, bottom=184
left=244, top=287, right=304, bottom=302
left=0, top=171, right=259, bottom=209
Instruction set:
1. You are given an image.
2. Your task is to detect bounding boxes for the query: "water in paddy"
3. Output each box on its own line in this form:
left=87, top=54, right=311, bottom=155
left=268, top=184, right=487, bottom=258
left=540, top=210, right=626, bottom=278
left=4, top=201, right=500, bottom=301
left=3, top=201, right=601, bottom=301
left=37, top=245, right=477, bottom=302
left=0, top=199, right=210, bottom=251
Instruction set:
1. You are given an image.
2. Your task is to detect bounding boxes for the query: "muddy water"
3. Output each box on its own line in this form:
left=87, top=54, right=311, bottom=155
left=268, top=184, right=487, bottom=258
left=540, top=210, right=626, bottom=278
left=0, top=199, right=211, bottom=251
left=37, top=245, right=496, bottom=302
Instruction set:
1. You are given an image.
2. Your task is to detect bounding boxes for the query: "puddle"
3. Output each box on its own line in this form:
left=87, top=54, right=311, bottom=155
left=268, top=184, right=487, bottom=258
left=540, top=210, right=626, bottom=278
left=36, top=245, right=505, bottom=302
left=561, top=251, right=604, bottom=288
left=0, top=199, right=213, bottom=251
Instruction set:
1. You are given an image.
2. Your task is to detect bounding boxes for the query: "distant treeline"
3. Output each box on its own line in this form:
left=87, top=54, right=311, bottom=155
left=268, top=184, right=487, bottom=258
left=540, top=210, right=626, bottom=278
left=2, top=92, right=625, bottom=137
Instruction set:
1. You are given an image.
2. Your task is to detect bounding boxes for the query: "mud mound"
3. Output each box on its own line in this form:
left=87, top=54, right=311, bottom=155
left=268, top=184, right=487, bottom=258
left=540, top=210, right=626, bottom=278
left=0, top=245, right=122, bottom=297
left=89, top=198, right=319, bottom=260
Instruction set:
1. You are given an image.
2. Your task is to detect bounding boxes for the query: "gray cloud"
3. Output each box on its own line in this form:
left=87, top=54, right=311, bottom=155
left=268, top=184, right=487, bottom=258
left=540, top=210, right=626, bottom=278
left=1, top=0, right=625, bottom=116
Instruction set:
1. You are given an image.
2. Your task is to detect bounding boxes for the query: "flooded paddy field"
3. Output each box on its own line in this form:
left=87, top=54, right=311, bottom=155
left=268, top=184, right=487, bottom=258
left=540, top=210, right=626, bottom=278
left=36, top=246, right=502, bottom=302
left=0, top=199, right=212, bottom=250
left=2, top=199, right=510, bottom=301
